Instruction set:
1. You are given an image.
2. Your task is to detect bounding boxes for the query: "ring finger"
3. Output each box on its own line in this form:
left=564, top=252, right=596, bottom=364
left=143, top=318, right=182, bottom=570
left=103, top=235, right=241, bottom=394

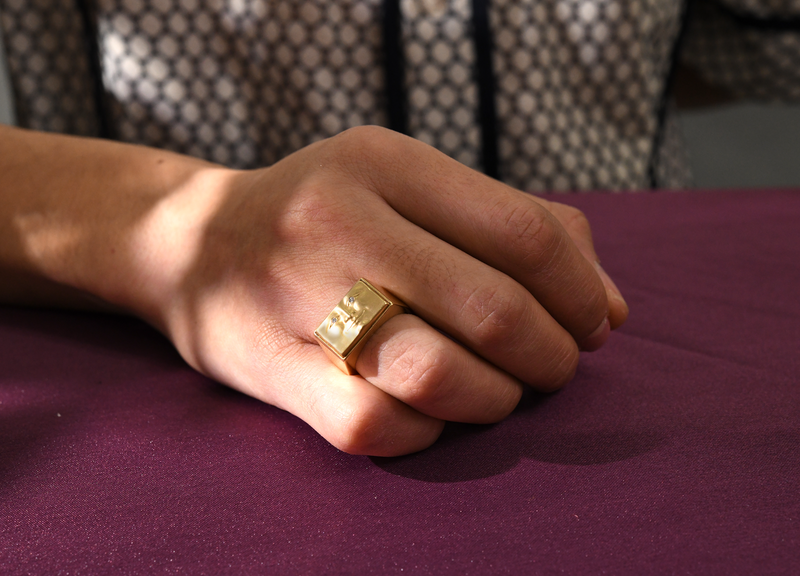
left=355, top=313, right=523, bottom=423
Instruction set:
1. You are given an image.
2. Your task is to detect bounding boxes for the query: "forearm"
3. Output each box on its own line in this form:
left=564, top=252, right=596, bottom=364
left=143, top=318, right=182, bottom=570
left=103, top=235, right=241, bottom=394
left=0, top=125, right=231, bottom=326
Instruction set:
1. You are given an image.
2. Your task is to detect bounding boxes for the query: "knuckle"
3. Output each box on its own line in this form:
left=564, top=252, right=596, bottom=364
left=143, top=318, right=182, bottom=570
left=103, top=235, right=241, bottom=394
left=497, top=200, right=563, bottom=269
left=327, top=396, right=388, bottom=455
left=385, top=337, right=453, bottom=407
left=482, top=386, right=522, bottom=423
left=335, top=125, right=394, bottom=148
left=540, top=341, right=580, bottom=392
left=561, top=205, right=593, bottom=239
left=273, top=178, right=360, bottom=250
left=326, top=126, right=403, bottom=185
left=463, top=281, right=529, bottom=352
left=276, top=182, right=339, bottom=239
left=579, top=285, right=610, bottom=336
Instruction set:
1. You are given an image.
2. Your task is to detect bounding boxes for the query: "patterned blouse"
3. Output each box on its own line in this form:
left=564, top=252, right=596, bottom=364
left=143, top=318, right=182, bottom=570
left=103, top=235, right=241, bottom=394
left=1, top=0, right=799, bottom=192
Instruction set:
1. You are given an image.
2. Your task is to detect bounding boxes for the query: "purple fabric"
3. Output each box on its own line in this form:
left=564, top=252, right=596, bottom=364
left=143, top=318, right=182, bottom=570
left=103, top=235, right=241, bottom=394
left=2, top=190, right=799, bottom=574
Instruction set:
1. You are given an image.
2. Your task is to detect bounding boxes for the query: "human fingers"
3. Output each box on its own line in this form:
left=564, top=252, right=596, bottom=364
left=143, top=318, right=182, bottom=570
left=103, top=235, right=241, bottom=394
left=325, top=127, right=609, bottom=349
left=310, top=204, right=581, bottom=391
left=264, top=133, right=586, bottom=390
left=268, top=342, right=446, bottom=456
left=355, top=313, right=523, bottom=423
left=528, top=197, right=629, bottom=330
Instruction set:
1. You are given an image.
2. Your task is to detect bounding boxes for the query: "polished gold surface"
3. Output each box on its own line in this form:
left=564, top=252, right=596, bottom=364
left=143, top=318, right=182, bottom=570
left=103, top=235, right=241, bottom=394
left=315, top=279, right=408, bottom=375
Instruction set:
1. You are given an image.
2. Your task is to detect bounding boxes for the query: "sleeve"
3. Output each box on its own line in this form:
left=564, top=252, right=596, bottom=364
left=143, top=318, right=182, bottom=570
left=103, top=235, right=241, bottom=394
left=679, top=0, right=800, bottom=101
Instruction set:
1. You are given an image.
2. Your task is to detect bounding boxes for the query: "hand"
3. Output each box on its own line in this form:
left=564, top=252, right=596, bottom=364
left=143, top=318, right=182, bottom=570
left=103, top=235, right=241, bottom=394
left=0, top=125, right=627, bottom=456
left=137, top=127, right=627, bottom=456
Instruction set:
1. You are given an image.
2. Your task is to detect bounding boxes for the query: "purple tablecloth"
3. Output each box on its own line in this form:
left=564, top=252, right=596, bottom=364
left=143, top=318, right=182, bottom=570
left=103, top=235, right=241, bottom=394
left=2, top=190, right=799, bottom=574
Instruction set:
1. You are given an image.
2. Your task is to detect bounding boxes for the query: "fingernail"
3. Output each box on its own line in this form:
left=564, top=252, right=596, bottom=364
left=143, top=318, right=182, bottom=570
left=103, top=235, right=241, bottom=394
left=595, top=262, right=629, bottom=315
left=579, top=317, right=609, bottom=352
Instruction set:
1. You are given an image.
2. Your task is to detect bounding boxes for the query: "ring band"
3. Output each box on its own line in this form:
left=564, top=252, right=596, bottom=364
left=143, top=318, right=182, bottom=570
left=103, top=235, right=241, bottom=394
left=315, top=278, right=409, bottom=375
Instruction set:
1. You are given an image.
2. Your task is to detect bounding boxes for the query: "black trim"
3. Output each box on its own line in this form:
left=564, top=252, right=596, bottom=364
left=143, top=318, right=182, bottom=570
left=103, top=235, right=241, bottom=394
left=471, top=0, right=499, bottom=179
left=75, top=0, right=112, bottom=139
left=382, top=0, right=408, bottom=135
left=647, top=0, right=692, bottom=189
left=711, top=0, right=800, bottom=31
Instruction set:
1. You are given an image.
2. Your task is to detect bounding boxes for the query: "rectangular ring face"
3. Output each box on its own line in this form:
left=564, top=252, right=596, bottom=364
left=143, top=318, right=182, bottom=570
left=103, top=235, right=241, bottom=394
left=315, top=280, right=391, bottom=359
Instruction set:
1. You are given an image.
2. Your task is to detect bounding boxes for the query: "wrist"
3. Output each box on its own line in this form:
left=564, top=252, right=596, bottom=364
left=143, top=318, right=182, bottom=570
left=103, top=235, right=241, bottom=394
left=0, top=126, right=242, bottom=327
left=83, top=162, right=242, bottom=332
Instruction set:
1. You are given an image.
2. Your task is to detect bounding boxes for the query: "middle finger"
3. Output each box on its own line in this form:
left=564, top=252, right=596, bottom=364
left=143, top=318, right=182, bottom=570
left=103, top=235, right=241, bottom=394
left=335, top=204, right=581, bottom=391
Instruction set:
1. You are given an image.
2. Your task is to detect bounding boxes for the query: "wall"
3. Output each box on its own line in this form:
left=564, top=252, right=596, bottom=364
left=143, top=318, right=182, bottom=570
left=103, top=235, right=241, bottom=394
left=678, top=104, right=800, bottom=189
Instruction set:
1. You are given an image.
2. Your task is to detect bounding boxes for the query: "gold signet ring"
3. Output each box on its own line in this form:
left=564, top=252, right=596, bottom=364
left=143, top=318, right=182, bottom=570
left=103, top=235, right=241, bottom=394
left=315, top=278, right=409, bottom=375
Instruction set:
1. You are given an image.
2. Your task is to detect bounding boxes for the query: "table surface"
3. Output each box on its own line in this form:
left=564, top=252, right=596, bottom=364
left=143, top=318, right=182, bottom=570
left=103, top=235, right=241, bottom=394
left=2, top=189, right=799, bottom=575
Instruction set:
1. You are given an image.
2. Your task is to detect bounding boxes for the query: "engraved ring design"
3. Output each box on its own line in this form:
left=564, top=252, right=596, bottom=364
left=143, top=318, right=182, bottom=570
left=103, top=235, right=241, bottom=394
left=314, top=278, right=410, bottom=375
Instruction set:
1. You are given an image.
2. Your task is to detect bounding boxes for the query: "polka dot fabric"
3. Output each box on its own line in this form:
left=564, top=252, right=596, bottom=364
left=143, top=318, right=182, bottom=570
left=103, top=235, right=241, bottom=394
left=97, top=0, right=387, bottom=168
left=0, top=0, right=100, bottom=136
left=681, top=0, right=800, bottom=102
left=653, top=105, right=693, bottom=190
left=491, top=0, right=682, bottom=191
left=1, top=0, right=798, bottom=191
left=402, top=0, right=481, bottom=170
left=722, top=0, right=800, bottom=19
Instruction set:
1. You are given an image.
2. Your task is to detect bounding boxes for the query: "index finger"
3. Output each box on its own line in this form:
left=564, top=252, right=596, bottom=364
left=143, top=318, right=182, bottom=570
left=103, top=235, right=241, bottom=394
left=528, top=196, right=629, bottom=330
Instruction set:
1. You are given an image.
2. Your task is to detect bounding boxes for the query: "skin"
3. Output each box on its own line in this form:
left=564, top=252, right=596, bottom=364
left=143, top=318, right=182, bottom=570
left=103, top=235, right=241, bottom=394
left=0, top=124, right=628, bottom=456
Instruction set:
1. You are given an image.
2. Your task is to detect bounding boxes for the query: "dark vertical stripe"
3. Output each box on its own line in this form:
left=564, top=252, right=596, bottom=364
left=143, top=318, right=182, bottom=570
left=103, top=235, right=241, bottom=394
left=648, top=0, right=691, bottom=189
left=75, top=0, right=112, bottom=139
left=382, top=0, right=408, bottom=135
left=471, top=0, right=499, bottom=179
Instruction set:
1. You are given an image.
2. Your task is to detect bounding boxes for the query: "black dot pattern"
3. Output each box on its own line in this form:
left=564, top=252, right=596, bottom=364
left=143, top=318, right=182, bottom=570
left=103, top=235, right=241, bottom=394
left=680, top=0, right=800, bottom=102
left=491, top=0, right=682, bottom=191
left=0, top=0, right=100, bottom=135
left=97, top=0, right=387, bottom=167
left=653, top=105, right=694, bottom=190
left=402, top=0, right=481, bottom=170
left=719, top=0, right=800, bottom=20
left=1, top=0, right=798, bottom=191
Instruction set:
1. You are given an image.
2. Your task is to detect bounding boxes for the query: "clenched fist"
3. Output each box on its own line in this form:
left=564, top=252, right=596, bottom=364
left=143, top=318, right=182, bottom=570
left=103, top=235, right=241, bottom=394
left=0, top=125, right=627, bottom=456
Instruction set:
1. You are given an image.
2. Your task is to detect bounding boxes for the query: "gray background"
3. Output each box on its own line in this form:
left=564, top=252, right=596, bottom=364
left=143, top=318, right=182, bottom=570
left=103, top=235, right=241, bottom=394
left=1, top=26, right=797, bottom=189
